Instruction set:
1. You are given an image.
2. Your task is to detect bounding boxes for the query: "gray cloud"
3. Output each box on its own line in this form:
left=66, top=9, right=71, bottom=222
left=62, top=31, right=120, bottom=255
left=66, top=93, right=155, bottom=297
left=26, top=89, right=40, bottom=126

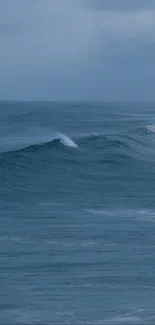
left=0, top=0, right=155, bottom=100
left=86, top=0, right=155, bottom=11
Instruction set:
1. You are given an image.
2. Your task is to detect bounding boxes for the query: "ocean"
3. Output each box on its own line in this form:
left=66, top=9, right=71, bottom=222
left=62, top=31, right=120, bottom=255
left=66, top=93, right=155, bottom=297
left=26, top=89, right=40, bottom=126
left=1, top=101, right=155, bottom=324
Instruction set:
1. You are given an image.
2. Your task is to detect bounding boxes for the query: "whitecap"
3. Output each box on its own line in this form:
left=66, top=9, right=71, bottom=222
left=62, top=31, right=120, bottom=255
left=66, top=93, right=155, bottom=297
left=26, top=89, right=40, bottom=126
left=84, top=209, right=107, bottom=215
left=147, top=125, right=155, bottom=133
left=56, top=133, right=78, bottom=148
left=104, top=316, right=141, bottom=324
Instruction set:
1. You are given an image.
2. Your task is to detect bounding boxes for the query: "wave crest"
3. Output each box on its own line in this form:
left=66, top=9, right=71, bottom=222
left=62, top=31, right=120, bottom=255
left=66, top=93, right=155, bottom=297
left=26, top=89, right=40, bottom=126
left=56, top=133, right=78, bottom=148
left=147, top=125, right=155, bottom=133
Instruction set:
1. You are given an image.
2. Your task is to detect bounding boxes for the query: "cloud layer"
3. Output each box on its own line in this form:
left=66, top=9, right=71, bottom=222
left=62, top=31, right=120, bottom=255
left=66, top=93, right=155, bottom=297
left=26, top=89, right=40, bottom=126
left=0, top=0, right=155, bottom=100
left=87, top=0, right=155, bottom=11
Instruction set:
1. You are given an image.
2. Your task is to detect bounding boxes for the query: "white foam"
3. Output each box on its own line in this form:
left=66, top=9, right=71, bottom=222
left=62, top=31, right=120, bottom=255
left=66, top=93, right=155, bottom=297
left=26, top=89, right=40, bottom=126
left=57, top=133, right=78, bottom=148
left=85, top=209, right=107, bottom=215
left=104, top=316, right=141, bottom=324
left=147, top=125, right=155, bottom=133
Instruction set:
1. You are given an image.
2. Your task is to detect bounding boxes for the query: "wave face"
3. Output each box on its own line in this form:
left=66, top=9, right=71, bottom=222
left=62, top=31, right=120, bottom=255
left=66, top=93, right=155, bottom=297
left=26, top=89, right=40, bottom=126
left=1, top=101, right=155, bottom=324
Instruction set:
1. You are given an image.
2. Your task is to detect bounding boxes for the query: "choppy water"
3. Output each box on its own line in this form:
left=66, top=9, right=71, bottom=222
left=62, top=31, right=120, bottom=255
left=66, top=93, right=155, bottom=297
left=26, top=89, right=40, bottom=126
left=1, top=101, right=155, bottom=324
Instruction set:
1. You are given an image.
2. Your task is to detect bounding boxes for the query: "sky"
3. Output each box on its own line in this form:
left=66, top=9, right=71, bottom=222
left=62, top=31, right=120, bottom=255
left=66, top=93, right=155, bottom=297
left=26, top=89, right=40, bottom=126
left=0, top=0, right=155, bottom=101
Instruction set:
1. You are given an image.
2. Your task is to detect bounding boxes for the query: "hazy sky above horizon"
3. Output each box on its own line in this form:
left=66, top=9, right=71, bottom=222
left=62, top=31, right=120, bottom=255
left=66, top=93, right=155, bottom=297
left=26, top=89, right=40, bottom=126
left=0, top=0, right=155, bottom=101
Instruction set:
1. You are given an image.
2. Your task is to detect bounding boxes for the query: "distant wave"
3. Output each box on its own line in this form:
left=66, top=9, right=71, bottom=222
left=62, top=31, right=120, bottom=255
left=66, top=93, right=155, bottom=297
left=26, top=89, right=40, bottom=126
left=77, top=124, right=155, bottom=143
left=127, top=125, right=155, bottom=137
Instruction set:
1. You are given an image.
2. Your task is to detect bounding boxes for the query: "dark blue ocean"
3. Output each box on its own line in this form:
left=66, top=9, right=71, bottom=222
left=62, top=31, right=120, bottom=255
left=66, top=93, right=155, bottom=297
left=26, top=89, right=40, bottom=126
left=1, top=101, right=155, bottom=324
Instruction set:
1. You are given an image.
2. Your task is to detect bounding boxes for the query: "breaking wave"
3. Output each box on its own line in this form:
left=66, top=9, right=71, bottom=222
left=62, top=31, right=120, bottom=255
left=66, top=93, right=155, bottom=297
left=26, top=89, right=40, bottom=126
left=1, top=124, right=155, bottom=168
left=0, top=133, right=78, bottom=156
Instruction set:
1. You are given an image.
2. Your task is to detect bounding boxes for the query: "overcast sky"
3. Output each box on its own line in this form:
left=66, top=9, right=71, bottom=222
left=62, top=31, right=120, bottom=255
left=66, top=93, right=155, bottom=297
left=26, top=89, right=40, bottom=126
left=0, top=0, right=155, bottom=101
